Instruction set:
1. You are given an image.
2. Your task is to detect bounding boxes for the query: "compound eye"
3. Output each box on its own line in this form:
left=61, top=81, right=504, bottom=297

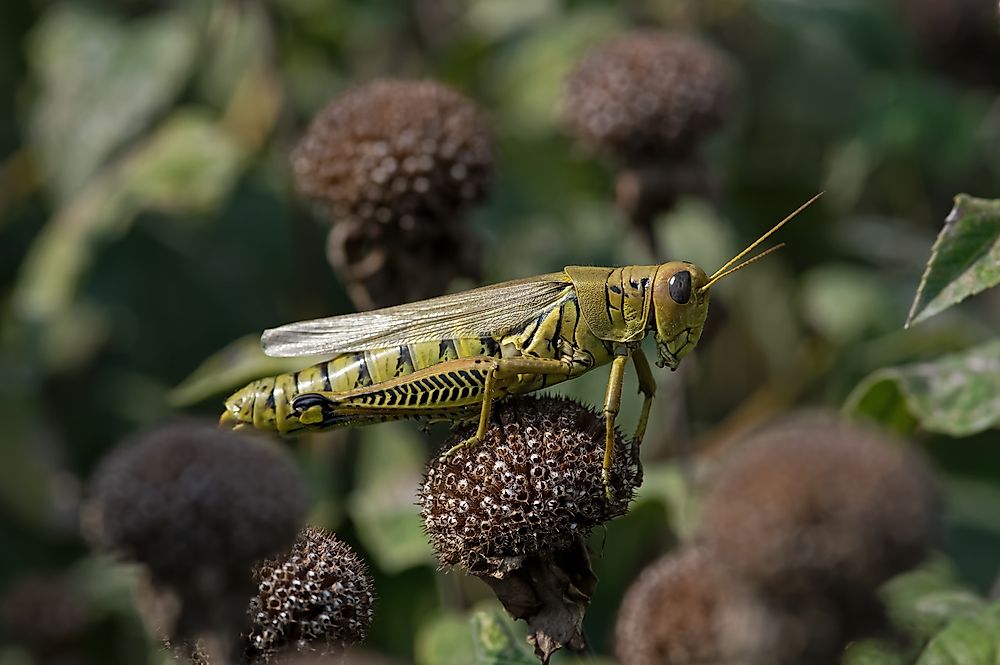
left=668, top=271, right=691, bottom=304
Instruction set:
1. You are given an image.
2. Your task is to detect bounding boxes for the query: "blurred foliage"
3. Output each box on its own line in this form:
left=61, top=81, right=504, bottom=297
left=847, top=339, right=1000, bottom=437
left=1, top=0, right=999, bottom=663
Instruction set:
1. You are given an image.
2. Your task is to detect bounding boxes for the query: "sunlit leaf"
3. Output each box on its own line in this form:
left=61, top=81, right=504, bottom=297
left=27, top=4, right=198, bottom=202
left=845, top=339, right=1000, bottom=437
left=916, top=602, right=1000, bottom=665
left=491, top=8, right=621, bottom=135
left=906, top=195, right=1000, bottom=327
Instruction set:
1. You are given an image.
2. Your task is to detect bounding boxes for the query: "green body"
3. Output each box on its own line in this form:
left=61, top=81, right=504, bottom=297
left=221, top=262, right=710, bottom=434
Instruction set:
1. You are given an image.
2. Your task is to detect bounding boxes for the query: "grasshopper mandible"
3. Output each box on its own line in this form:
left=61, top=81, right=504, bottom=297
left=221, top=194, right=820, bottom=497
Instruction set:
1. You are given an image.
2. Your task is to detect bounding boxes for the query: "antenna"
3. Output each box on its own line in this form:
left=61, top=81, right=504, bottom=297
left=699, top=192, right=823, bottom=293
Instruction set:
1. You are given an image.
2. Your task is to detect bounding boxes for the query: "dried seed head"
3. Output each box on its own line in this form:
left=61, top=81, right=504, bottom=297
left=563, top=31, right=733, bottom=164
left=292, top=78, right=491, bottom=309
left=292, top=79, right=494, bottom=227
left=615, top=548, right=843, bottom=665
left=417, top=396, right=639, bottom=577
left=324, top=214, right=481, bottom=310
left=700, top=413, right=939, bottom=599
left=895, top=0, right=1000, bottom=84
left=246, top=527, right=374, bottom=662
left=89, top=421, right=308, bottom=583
left=0, top=574, right=90, bottom=654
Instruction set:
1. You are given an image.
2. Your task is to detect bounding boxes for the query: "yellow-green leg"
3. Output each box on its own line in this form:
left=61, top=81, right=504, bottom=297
left=442, top=356, right=572, bottom=458
left=630, top=349, right=657, bottom=483
left=602, top=348, right=630, bottom=501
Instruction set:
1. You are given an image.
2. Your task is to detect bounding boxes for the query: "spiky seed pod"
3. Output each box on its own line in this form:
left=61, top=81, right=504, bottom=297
left=246, top=527, right=374, bottom=662
left=89, top=422, right=309, bottom=583
left=614, top=548, right=843, bottom=665
left=293, top=78, right=493, bottom=226
left=563, top=31, right=733, bottom=164
left=0, top=575, right=90, bottom=655
left=699, top=413, right=939, bottom=600
left=417, top=396, right=640, bottom=578
left=292, top=78, right=493, bottom=309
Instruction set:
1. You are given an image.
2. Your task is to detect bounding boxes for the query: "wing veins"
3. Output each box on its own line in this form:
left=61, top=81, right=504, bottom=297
left=261, top=273, right=572, bottom=357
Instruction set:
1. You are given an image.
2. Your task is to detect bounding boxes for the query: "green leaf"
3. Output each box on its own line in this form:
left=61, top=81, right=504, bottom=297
left=469, top=607, right=536, bottom=665
left=13, top=111, right=243, bottom=335
left=491, top=8, right=621, bottom=135
left=881, top=556, right=985, bottom=640
left=906, top=195, right=1000, bottom=327
left=844, top=339, right=1000, bottom=437
left=843, top=639, right=908, bottom=665
left=27, top=4, right=198, bottom=202
left=798, top=264, right=894, bottom=343
left=916, top=602, right=1000, bottom=665
left=348, top=424, right=435, bottom=572
left=170, top=334, right=328, bottom=406
left=416, top=613, right=477, bottom=665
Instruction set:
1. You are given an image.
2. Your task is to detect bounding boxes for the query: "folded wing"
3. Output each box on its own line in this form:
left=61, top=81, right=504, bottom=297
left=261, top=272, right=573, bottom=357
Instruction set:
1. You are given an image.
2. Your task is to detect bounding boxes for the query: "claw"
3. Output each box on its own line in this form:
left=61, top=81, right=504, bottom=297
left=440, top=434, right=481, bottom=461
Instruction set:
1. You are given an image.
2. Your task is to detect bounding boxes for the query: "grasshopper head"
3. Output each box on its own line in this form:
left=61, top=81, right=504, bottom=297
left=647, top=194, right=823, bottom=370
left=650, top=262, right=710, bottom=370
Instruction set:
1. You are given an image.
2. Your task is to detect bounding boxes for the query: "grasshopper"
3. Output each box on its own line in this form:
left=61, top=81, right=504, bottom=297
left=221, top=194, right=820, bottom=497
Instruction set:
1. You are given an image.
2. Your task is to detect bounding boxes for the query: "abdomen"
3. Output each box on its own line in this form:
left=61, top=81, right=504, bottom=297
left=222, top=337, right=503, bottom=434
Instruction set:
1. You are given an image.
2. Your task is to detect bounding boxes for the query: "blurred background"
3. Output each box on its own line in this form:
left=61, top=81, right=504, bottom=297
left=1, top=0, right=998, bottom=663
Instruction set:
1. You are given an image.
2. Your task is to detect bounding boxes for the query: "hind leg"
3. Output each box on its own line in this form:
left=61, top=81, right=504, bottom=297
left=442, top=356, right=572, bottom=458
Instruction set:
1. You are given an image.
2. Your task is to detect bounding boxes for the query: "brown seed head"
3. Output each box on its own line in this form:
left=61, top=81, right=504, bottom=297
left=292, top=79, right=494, bottom=227
left=417, top=396, right=639, bottom=577
left=246, top=527, right=375, bottom=662
left=563, top=31, right=734, bottom=163
left=0, top=574, right=90, bottom=653
left=614, top=548, right=838, bottom=665
left=700, top=413, right=939, bottom=598
left=896, top=0, right=1000, bottom=80
left=89, top=422, right=308, bottom=583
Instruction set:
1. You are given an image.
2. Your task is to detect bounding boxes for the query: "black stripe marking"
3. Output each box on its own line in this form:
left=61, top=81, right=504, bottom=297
left=618, top=271, right=627, bottom=314
left=604, top=285, right=614, bottom=322
left=320, top=362, right=333, bottom=391
left=551, top=301, right=564, bottom=352
left=522, top=311, right=547, bottom=350
left=568, top=297, right=581, bottom=345
left=356, top=353, right=373, bottom=387
left=479, top=335, right=501, bottom=357
left=396, top=345, right=414, bottom=376
left=439, top=339, right=458, bottom=360
left=417, top=391, right=430, bottom=405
